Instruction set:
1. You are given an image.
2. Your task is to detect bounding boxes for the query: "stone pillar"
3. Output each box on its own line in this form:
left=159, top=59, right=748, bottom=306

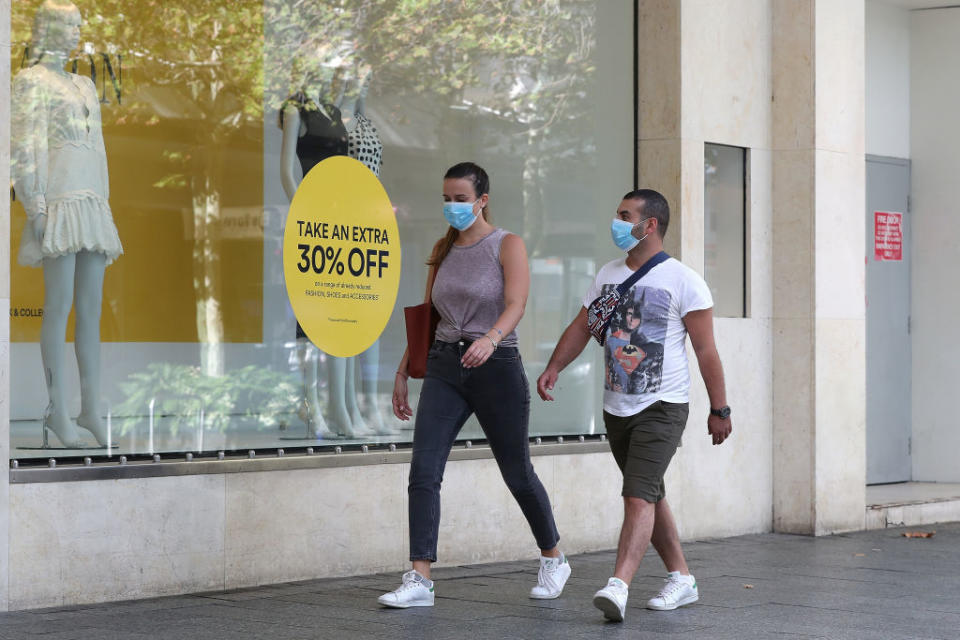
left=772, top=0, right=866, bottom=534
left=637, top=0, right=689, bottom=261
left=1, top=0, right=12, bottom=610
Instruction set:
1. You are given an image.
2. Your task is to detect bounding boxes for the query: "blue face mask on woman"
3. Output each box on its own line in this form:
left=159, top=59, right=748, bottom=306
left=611, top=217, right=649, bottom=252
left=443, top=200, right=479, bottom=231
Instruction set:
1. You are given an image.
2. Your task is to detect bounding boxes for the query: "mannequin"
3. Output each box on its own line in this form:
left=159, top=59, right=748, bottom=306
left=338, top=64, right=391, bottom=436
left=279, top=63, right=374, bottom=439
left=11, top=0, right=123, bottom=448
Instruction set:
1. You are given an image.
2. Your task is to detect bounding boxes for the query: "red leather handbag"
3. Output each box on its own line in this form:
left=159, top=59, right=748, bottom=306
left=403, top=302, right=440, bottom=379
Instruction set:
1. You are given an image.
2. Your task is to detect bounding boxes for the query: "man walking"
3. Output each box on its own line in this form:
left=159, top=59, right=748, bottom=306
left=536, top=189, right=731, bottom=622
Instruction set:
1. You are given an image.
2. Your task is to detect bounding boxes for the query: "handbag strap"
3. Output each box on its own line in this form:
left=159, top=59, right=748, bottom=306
left=615, top=251, right=670, bottom=296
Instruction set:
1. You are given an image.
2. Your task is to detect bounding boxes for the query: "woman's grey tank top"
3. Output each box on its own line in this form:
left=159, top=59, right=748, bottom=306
left=432, top=227, right=518, bottom=347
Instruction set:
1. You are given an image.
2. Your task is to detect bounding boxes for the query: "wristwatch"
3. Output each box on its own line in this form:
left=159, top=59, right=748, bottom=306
left=710, top=406, right=731, bottom=419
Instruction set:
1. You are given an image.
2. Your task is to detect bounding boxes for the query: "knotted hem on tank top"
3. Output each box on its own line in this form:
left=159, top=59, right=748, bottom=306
left=432, top=227, right=519, bottom=348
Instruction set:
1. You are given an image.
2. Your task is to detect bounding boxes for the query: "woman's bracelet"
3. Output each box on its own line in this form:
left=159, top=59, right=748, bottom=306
left=485, top=335, right=498, bottom=350
left=395, top=370, right=408, bottom=380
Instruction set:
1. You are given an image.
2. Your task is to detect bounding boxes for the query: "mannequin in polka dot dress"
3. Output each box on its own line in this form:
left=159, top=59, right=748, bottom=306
left=337, top=65, right=392, bottom=436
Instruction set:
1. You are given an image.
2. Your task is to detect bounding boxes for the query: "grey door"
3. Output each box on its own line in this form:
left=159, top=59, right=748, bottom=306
left=866, top=155, right=911, bottom=484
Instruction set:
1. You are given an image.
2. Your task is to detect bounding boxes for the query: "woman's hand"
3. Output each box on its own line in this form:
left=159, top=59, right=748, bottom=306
left=392, top=372, right=413, bottom=421
left=461, top=336, right=496, bottom=368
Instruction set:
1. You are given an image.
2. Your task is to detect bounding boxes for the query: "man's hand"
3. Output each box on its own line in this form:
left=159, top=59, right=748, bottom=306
left=684, top=307, right=731, bottom=447
left=707, top=414, right=732, bottom=445
left=537, top=307, right=592, bottom=402
left=537, top=368, right=559, bottom=401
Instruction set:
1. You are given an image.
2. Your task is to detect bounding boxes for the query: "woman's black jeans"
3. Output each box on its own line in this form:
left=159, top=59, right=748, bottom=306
left=408, top=340, right=561, bottom=562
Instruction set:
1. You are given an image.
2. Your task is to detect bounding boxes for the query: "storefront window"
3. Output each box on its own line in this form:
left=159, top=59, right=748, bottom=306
left=704, top=143, right=747, bottom=318
left=9, top=0, right=633, bottom=460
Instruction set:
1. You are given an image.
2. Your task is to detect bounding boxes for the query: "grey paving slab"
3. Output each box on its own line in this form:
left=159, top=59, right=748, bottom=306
left=2, top=522, right=959, bottom=639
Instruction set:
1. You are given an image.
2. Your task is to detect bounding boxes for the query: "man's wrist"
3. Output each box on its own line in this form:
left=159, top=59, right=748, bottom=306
left=710, top=405, right=731, bottom=419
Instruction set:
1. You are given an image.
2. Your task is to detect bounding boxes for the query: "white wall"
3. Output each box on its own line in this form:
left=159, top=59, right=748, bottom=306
left=910, top=7, right=960, bottom=482
left=7, top=452, right=627, bottom=609
left=866, top=1, right=911, bottom=159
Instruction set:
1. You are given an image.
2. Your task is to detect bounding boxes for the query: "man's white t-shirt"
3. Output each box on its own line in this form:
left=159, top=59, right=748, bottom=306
left=582, top=257, right=713, bottom=417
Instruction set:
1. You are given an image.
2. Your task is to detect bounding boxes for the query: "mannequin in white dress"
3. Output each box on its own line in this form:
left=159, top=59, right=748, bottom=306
left=11, top=0, right=123, bottom=448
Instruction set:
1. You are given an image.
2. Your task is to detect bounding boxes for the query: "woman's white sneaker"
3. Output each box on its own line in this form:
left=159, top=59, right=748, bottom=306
left=592, top=577, right=629, bottom=622
left=646, top=571, right=698, bottom=610
left=529, top=554, right=571, bottom=599
left=377, top=570, right=435, bottom=608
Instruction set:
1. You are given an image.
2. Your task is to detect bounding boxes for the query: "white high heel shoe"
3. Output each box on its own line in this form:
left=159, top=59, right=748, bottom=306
left=76, top=412, right=110, bottom=447
left=42, top=404, right=86, bottom=449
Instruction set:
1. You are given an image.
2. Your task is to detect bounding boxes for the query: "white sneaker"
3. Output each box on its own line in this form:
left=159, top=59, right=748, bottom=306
left=592, top=577, right=629, bottom=622
left=377, top=570, right=435, bottom=608
left=529, top=554, right=571, bottom=599
left=646, top=571, right=698, bottom=610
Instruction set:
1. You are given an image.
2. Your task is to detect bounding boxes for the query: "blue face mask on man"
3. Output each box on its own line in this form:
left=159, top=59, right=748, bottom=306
left=611, top=217, right=650, bottom=252
left=443, top=200, right=479, bottom=231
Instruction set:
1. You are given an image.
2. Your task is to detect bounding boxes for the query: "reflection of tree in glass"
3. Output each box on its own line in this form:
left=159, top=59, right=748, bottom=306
left=264, top=0, right=598, bottom=254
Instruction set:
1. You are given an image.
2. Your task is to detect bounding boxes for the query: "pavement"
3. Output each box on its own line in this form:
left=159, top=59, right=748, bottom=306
left=1, top=522, right=958, bottom=640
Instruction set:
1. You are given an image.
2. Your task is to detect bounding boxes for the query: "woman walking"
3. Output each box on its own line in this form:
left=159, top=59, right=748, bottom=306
left=379, top=162, right=570, bottom=608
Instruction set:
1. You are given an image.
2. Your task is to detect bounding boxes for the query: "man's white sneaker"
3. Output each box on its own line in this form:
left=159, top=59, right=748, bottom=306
left=377, top=570, right=435, bottom=608
left=529, top=554, right=571, bottom=599
left=592, top=577, right=629, bottom=622
left=646, top=571, right=698, bottom=610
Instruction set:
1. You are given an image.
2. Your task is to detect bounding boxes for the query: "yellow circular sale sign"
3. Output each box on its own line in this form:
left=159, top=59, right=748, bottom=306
left=283, top=156, right=401, bottom=357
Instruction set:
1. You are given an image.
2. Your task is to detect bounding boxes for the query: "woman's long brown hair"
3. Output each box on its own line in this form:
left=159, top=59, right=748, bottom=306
left=427, top=162, right=490, bottom=267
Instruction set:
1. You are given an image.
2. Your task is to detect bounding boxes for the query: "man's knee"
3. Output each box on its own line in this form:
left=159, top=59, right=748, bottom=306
left=624, top=495, right=656, bottom=513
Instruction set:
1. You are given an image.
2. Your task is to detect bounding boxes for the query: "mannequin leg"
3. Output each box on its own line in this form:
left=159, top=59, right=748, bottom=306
left=297, top=339, right=336, bottom=439
left=345, top=356, right=370, bottom=434
left=328, top=355, right=366, bottom=437
left=73, top=251, right=109, bottom=446
left=41, top=253, right=84, bottom=447
left=359, top=340, right=392, bottom=434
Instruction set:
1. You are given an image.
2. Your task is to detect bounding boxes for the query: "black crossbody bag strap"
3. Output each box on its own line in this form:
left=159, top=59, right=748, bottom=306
left=615, top=251, right=670, bottom=295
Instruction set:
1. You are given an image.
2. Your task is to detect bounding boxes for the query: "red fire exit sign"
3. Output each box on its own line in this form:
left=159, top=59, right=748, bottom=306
left=874, top=211, right=903, bottom=261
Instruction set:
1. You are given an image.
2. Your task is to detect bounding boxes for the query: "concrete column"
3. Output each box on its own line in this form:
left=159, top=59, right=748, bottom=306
left=772, top=0, right=866, bottom=534
left=636, top=0, right=688, bottom=260
left=1, top=0, right=12, bottom=611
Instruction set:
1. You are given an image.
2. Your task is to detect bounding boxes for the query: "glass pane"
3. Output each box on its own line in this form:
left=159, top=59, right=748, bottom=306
left=704, top=144, right=746, bottom=318
left=9, top=0, right=632, bottom=459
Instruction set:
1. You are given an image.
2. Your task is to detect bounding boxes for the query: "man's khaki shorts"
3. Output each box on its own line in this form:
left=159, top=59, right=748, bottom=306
left=603, top=401, right=689, bottom=502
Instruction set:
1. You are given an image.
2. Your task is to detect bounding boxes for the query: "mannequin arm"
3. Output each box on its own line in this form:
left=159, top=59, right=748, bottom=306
left=280, top=104, right=302, bottom=202
left=11, top=72, right=49, bottom=223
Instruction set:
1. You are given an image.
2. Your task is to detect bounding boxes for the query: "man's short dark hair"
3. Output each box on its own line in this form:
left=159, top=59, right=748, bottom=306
left=622, top=189, right=670, bottom=238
